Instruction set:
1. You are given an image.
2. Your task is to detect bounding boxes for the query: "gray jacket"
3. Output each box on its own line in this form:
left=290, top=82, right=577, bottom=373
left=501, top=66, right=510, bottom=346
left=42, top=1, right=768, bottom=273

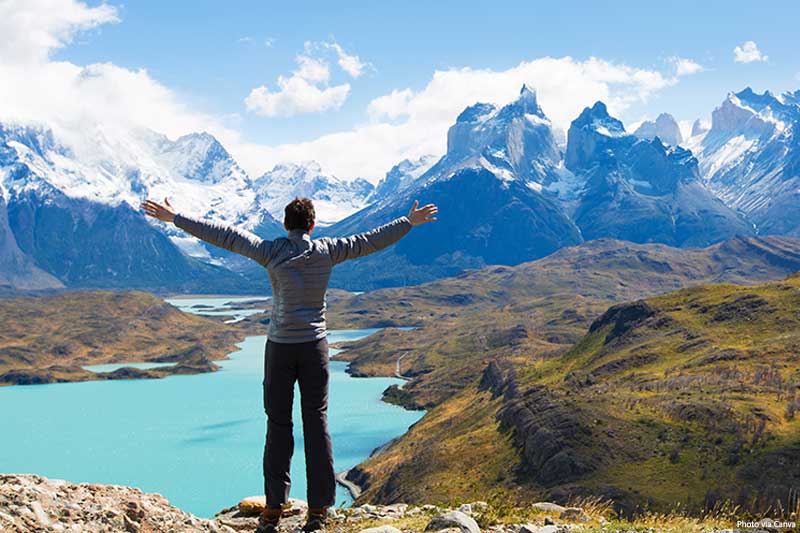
left=174, top=213, right=413, bottom=343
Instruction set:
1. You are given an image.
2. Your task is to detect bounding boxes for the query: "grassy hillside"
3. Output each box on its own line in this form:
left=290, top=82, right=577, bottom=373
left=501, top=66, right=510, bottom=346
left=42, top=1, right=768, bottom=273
left=328, top=236, right=800, bottom=408
left=0, top=290, right=246, bottom=385
left=328, top=237, right=800, bottom=517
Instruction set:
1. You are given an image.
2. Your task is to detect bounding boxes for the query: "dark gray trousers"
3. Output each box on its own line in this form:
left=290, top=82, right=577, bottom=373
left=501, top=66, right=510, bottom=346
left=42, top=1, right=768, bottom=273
left=263, top=336, right=336, bottom=509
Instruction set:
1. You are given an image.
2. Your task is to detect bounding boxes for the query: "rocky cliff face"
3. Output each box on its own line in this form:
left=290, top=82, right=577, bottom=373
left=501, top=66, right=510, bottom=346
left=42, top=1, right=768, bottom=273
left=0, top=194, right=63, bottom=290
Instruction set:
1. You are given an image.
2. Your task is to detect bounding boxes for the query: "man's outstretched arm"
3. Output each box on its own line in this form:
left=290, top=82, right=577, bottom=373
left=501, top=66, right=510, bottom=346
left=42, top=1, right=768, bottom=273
left=141, top=198, right=275, bottom=266
left=329, top=200, right=438, bottom=265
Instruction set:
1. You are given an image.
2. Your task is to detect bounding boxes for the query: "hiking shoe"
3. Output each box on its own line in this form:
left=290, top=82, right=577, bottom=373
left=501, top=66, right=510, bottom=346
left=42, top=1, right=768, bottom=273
left=255, top=507, right=282, bottom=533
left=302, top=508, right=328, bottom=532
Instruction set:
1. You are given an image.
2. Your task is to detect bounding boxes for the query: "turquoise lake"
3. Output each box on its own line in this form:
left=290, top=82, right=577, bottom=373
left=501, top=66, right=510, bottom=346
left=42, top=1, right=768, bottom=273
left=0, top=297, right=423, bottom=517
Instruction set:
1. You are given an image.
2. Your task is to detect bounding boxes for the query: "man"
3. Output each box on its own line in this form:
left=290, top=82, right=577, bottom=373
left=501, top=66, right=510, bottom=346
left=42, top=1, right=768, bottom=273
left=141, top=196, right=438, bottom=532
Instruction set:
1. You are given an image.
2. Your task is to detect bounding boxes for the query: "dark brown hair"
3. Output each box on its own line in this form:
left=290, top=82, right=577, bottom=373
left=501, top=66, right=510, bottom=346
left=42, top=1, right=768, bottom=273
left=284, top=197, right=315, bottom=231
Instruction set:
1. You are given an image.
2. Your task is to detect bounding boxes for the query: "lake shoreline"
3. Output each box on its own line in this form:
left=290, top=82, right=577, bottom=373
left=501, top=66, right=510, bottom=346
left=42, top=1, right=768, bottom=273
left=1, top=305, right=425, bottom=515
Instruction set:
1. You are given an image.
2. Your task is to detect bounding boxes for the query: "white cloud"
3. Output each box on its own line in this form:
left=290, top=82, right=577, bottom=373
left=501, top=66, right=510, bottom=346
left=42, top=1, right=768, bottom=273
left=237, top=56, right=678, bottom=180
left=669, top=56, right=704, bottom=76
left=0, top=0, right=242, bottom=161
left=245, top=77, right=350, bottom=118
left=367, top=89, right=414, bottom=120
left=734, top=41, right=768, bottom=63
left=295, top=53, right=330, bottom=83
left=243, top=41, right=362, bottom=117
left=323, top=41, right=368, bottom=78
left=0, top=0, right=118, bottom=64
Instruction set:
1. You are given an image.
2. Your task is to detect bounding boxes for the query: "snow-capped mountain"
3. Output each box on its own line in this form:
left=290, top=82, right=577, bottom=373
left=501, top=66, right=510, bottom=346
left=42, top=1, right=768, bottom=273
left=369, top=155, right=437, bottom=203
left=633, top=113, right=683, bottom=146
left=3, top=83, right=799, bottom=292
left=566, top=102, right=753, bottom=246
left=323, top=86, right=584, bottom=289
left=253, top=161, right=374, bottom=227
left=324, top=89, right=759, bottom=289
left=0, top=122, right=281, bottom=291
left=689, top=87, right=800, bottom=236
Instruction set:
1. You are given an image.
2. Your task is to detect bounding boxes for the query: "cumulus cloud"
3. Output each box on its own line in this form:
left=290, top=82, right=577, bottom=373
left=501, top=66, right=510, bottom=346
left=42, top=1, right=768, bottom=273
left=734, top=41, right=768, bottom=63
left=244, top=41, right=364, bottom=117
left=367, top=89, right=414, bottom=120
left=245, top=77, right=350, bottom=118
left=0, top=0, right=118, bottom=64
left=669, top=56, right=705, bottom=76
left=322, top=41, right=368, bottom=78
left=0, top=0, right=241, bottom=160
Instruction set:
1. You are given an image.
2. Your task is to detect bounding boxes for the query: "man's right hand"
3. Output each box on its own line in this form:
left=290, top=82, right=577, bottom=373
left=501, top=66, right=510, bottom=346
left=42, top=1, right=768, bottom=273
left=408, top=200, right=438, bottom=226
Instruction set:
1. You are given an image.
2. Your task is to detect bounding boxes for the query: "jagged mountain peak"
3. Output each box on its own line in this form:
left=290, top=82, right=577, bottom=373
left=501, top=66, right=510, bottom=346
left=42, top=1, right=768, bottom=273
left=157, top=131, right=241, bottom=184
left=709, top=90, right=786, bottom=137
left=565, top=102, right=632, bottom=171
left=507, top=83, right=546, bottom=117
left=443, top=85, right=560, bottom=184
left=455, top=102, right=496, bottom=123
left=634, top=113, right=683, bottom=146
left=253, top=161, right=374, bottom=226
left=573, top=101, right=626, bottom=136
left=371, top=155, right=436, bottom=202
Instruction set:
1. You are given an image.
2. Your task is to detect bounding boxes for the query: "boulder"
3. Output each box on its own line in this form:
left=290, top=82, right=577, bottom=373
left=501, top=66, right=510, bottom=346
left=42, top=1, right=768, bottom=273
left=424, top=510, right=480, bottom=533
left=530, top=502, right=566, bottom=514
left=236, top=495, right=306, bottom=516
left=559, top=507, right=591, bottom=522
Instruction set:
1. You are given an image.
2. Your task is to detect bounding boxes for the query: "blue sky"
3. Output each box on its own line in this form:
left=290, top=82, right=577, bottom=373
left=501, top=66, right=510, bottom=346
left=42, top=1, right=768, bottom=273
left=3, top=0, right=799, bottom=179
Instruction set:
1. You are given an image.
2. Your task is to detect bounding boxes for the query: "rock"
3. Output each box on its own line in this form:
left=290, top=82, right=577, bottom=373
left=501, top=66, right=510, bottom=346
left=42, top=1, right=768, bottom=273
left=359, top=526, right=402, bottom=533
left=518, top=525, right=538, bottom=533
left=533, top=526, right=560, bottom=533
left=237, top=495, right=266, bottom=515
left=470, top=501, right=488, bottom=513
left=458, top=503, right=473, bottom=514
left=559, top=507, right=591, bottom=522
left=425, top=510, right=481, bottom=533
left=543, top=517, right=555, bottom=525
left=236, top=495, right=306, bottom=516
left=530, top=502, right=566, bottom=514
left=384, top=503, right=408, bottom=514
left=31, top=500, right=50, bottom=525
left=0, top=474, right=230, bottom=532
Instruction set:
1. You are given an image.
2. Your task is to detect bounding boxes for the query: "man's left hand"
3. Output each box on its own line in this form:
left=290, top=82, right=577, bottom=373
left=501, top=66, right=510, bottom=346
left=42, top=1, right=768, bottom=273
left=141, top=198, right=177, bottom=223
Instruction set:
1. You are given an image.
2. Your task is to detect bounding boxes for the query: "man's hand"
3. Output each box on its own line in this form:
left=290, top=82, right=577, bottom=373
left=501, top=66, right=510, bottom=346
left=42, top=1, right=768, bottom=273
left=141, top=198, right=177, bottom=223
left=407, top=200, right=438, bottom=226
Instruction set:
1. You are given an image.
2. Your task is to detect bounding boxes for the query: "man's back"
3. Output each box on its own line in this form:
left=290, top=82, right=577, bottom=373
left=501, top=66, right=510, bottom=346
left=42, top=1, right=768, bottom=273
left=173, top=214, right=413, bottom=343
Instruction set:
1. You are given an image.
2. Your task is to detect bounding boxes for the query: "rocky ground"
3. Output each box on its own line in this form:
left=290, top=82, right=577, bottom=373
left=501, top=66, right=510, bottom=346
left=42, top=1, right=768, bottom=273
left=0, top=474, right=750, bottom=533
